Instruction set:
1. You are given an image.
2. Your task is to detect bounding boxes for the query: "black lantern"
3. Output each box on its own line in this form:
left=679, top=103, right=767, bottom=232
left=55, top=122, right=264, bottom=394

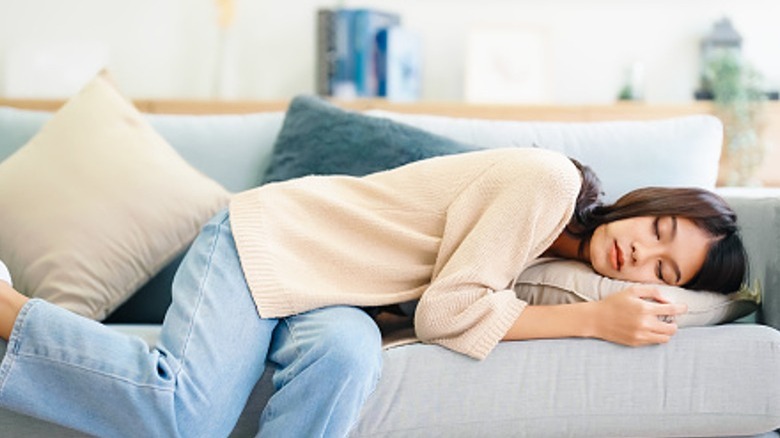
left=695, top=18, right=743, bottom=100
left=702, top=18, right=742, bottom=60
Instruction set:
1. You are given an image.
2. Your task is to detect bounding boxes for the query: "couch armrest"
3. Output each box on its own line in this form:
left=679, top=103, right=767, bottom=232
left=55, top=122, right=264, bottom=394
left=717, top=187, right=780, bottom=329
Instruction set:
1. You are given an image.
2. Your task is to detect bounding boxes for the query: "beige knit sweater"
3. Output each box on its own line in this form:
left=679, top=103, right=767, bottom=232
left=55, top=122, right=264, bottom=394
left=229, top=148, right=580, bottom=359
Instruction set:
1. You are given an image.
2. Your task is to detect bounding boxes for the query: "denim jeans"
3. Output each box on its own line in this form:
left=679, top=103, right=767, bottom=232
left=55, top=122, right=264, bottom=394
left=0, top=209, right=383, bottom=437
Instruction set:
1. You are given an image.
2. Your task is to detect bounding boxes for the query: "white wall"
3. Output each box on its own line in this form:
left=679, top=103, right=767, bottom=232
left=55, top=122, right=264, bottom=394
left=0, top=0, right=778, bottom=103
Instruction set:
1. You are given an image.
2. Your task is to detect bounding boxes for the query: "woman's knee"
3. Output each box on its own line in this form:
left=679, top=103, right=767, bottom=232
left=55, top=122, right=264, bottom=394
left=323, top=308, right=381, bottom=364
left=287, top=306, right=383, bottom=380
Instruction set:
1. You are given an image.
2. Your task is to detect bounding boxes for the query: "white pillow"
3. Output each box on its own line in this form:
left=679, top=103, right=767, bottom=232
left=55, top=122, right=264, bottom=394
left=514, top=258, right=759, bottom=327
left=366, top=110, right=723, bottom=202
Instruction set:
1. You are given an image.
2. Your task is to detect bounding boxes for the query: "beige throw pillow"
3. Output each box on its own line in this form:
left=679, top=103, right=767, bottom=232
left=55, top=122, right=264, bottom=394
left=515, top=258, right=760, bottom=327
left=0, top=71, right=231, bottom=320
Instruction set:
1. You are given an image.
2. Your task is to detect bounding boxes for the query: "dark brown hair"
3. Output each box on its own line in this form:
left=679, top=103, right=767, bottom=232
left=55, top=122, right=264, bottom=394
left=568, top=159, right=747, bottom=294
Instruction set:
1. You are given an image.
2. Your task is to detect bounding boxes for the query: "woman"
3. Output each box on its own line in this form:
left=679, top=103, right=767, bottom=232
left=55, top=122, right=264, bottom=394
left=0, top=148, right=746, bottom=437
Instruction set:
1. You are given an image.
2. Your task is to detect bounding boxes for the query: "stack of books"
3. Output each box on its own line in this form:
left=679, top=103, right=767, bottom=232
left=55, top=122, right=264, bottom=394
left=316, top=8, right=421, bottom=101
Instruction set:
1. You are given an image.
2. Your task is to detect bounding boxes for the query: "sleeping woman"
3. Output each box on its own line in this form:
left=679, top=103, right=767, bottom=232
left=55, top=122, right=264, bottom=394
left=0, top=147, right=747, bottom=437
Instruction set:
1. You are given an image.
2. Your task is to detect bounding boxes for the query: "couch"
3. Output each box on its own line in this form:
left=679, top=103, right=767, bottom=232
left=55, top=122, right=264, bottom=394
left=0, top=73, right=778, bottom=437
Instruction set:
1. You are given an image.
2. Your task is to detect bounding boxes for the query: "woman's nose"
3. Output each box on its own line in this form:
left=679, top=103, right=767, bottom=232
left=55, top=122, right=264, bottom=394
left=631, top=241, right=661, bottom=264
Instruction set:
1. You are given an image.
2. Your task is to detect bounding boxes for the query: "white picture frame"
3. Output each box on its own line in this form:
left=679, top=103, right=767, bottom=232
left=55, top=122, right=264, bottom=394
left=464, top=26, right=552, bottom=104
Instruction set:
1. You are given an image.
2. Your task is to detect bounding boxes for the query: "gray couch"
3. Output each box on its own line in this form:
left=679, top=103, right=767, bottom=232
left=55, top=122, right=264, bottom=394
left=0, top=100, right=778, bottom=437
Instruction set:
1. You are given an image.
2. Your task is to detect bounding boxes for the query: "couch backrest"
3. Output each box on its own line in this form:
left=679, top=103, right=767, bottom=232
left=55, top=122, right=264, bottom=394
left=0, top=107, right=286, bottom=193
left=368, top=110, right=723, bottom=202
left=2, top=106, right=723, bottom=202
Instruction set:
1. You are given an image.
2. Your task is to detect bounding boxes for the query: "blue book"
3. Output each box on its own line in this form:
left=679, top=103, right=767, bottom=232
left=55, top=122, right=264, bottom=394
left=315, top=8, right=356, bottom=97
left=315, top=9, right=336, bottom=96
left=331, top=8, right=358, bottom=98
left=352, top=9, right=401, bottom=97
left=376, top=27, right=422, bottom=101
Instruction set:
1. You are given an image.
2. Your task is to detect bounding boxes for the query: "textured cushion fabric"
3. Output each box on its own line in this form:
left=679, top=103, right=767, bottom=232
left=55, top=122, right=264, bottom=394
left=0, top=106, right=285, bottom=193
left=1, top=325, right=779, bottom=437
left=0, top=71, right=230, bottom=320
left=515, top=258, right=759, bottom=327
left=346, top=325, right=780, bottom=437
left=367, top=110, right=723, bottom=202
left=261, top=95, right=481, bottom=184
left=230, top=325, right=780, bottom=437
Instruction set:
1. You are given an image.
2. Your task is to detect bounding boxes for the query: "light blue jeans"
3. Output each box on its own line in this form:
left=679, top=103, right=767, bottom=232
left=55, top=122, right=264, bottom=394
left=0, top=210, right=383, bottom=437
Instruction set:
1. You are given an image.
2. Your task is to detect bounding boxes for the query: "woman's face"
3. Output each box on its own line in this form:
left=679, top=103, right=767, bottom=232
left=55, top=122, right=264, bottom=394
left=589, top=216, right=715, bottom=286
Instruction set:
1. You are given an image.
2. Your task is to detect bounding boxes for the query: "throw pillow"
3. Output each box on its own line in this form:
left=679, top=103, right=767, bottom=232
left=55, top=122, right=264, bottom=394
left=0, top=71, right=231, bottom=320
left=261, top=95, right=481, bottom=183
left=514, top=258, right=760, bottom=327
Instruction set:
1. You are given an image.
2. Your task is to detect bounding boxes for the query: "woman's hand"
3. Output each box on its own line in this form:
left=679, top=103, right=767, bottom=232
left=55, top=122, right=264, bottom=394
left=591, top=286, right=687, bottom=346
left=503, top=285, right=687, bottom=346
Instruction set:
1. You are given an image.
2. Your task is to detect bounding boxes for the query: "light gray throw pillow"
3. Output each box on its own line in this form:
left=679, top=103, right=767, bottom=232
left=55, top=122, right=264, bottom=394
left=515, top=258, right=759, bottom=326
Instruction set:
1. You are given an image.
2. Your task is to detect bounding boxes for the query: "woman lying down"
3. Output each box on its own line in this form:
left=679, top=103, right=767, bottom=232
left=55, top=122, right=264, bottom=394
left=0, top=148, right=746, bottom=437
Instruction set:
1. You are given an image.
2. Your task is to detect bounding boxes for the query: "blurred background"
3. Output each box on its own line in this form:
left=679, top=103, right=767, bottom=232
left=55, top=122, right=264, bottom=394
left=0, top=0, right=777, bottom=103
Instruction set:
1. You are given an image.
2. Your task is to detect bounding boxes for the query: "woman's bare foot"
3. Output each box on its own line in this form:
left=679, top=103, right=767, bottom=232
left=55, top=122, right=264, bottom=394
left=0, top=281, right=28, bottom=341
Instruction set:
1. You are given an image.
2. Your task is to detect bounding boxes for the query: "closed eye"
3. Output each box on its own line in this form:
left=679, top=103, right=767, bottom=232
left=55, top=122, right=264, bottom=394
left=654, top=217, right=667, bottom=283
left=653, top=216, right=681, bottom=285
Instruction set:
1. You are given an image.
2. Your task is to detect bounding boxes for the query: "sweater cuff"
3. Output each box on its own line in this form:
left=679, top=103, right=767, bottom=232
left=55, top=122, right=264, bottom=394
left=466, top=293, right=527, bottom=360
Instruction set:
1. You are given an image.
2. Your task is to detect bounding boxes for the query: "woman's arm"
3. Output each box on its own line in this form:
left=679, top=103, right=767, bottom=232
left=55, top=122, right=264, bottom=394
left=413, top=150, right=582, bottom=360
left=503, top=285, right=688, bottom=346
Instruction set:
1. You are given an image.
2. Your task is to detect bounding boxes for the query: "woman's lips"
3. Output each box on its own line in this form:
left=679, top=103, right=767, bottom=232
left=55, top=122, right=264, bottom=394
left=611, top=240, right=624, bottom=271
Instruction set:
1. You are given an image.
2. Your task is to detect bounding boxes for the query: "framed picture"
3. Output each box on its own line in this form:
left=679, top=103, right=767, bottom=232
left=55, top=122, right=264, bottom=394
left=464, top=26, right=552, bottom=104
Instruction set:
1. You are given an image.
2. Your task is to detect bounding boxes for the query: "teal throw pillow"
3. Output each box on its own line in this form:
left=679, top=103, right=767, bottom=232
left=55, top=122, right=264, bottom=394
left=261, top=95, right=481, bottom=183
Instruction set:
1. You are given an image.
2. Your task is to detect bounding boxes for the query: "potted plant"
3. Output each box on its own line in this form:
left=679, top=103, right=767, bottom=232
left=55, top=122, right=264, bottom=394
left=701, top=50, right=768, bottom=186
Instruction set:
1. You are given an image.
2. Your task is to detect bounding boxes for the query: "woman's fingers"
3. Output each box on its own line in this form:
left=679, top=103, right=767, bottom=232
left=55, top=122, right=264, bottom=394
left=643, top=331, right=675, bottom=345
left=596, top=286, right=690, bottom=346
left=650, top=317, right=678, bottom=335
left=625, top=320, right=677, bottom=346
left=630, top=284, right=668, bottom=302
left=630, top=285, right=688, bottom=316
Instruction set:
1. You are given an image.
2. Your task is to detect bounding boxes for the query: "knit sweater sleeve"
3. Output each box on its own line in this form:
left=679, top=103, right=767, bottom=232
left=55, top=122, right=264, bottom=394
left=413, top=148, right=580, bottom=360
